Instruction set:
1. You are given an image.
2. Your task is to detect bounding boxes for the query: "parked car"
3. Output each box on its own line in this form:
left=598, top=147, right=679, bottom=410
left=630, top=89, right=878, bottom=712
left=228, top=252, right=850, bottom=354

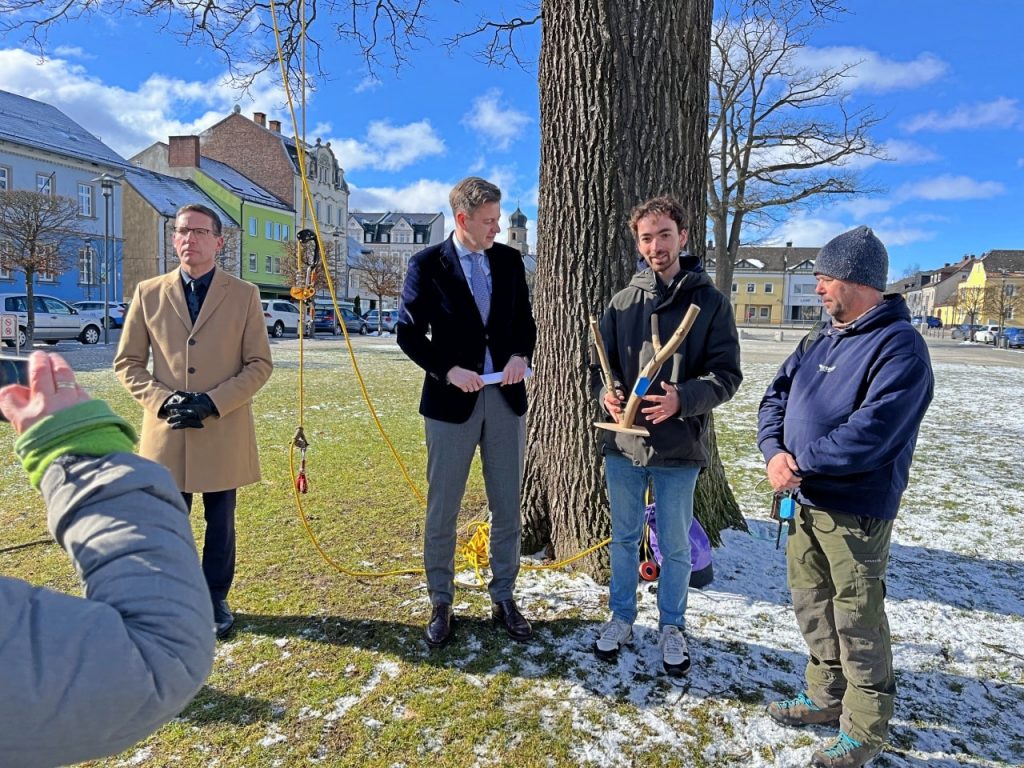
left=262, top=299, right=302, bottom=338
left=951, top=323, right=983, bottom=340
left=1, top=293, right=103, bottom=347
left=72, top=300, right=128, bottom=329
left=1000, top=327, right=1024, bottom=348
left=309, top=305, right=340, bottom=334
left=364, top=309, right=398, bottom=333
left=974, top=324, right=1002, bottom=344
left=339, top=307, right=369, bottom=335
left=925, top=316, right=942, bottom=328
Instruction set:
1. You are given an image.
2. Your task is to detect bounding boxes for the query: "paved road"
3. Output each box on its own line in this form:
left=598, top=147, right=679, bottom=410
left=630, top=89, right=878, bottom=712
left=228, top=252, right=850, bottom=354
left=738, top=327, right=1024, bottom=367
left=9, top=326, right=1022, bottom=374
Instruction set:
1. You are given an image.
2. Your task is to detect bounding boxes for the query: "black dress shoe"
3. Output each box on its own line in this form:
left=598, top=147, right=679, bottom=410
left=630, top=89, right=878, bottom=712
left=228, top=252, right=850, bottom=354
left=491, top=599, right=533, bottom=642
left=213, top=599, right=234, bottom=639
left=425, top=603, right=454, bottom=648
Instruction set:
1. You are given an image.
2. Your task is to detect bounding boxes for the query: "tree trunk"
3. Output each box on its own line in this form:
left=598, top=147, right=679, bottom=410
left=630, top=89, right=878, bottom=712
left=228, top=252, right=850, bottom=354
left=523, top=0, right=745, bottom=580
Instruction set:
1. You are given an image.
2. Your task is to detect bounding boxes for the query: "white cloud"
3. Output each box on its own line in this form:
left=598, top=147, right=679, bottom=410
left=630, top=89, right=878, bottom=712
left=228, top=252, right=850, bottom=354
left=835, top=196, right=896, bottom=219
left=353, top=75, right=382, bottom=94
left=897, top=174, right=1005, bottom=201
left=879, top=139, right=940, bottom=165
left=903, top=97, right=1022, bottom=133
left=348, top=179, right=452, bottom=215
left=795, top=47, right=947, bottom=93
left=462, top=88, right=531, bottom=150
left=0, top=47, right=289, bottom=157
left=52, top=45, right=90, bottom=59
left=331, top=120, right=445, bottom=172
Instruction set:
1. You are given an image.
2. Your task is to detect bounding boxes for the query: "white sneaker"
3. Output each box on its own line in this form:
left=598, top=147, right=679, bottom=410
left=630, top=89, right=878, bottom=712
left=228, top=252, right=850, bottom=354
left=659, top=625, right=691, bottom=677
left=593, top=619, right=633, bottom=661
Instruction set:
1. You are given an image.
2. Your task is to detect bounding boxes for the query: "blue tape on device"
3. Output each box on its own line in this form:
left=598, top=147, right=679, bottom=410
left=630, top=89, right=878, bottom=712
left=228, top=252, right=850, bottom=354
left=779, top=495, right=797, bottom=521
left=634, top=377, right=651, bottom=396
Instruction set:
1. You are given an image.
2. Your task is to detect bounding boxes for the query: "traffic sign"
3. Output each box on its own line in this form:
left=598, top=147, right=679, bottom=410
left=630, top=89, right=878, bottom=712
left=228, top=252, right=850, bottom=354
left=0, top=314, right=17, bottom=341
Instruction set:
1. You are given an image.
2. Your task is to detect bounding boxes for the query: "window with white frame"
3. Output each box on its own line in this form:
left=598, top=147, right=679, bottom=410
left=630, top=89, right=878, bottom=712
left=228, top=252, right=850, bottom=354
left=764, top=282, right=774, bottom=293
left=265, top=255, right=273, bottom=273
left=265, top=221, right=273, bottom=239
left=77, top=184, right=93, bottom=217
left=759, top=307, right=770, bottom=318
left=0, top=241, right=11, bottom=279
left=249, top=217, right=257, bottom=236
left=36, top=173, right=54, bottom=196
left=36, top=243, right=57, bottom=281
left=0, top=166, right=9, bottom=191
left=78, top=245, right=97, bottom=285
left=275, top=223, right=283, bottom=241
left=283, top=224, right=290, bottom=240
left=249, top=253, right=257, bottom=272
left=746, top=283, right=756, bottom=293
left=731, top=283, right=737, bottom=293
left=273, top=256, right=281, bottom=274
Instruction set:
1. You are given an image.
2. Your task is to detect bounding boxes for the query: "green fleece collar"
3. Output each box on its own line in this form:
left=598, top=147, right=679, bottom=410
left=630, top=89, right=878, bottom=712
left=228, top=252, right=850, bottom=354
left=14, top=400, right=137, bottom=489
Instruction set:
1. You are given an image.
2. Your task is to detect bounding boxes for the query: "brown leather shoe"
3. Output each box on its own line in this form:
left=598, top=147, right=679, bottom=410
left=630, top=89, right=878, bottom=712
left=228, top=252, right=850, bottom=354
left=425, top=603, right=454, bottom=648
left=491, top=599, right=533, bottom=641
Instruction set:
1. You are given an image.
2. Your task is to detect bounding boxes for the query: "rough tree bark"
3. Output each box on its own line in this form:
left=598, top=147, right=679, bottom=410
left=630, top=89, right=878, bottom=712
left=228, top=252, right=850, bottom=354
left=522, top=0, right=745, bottom=580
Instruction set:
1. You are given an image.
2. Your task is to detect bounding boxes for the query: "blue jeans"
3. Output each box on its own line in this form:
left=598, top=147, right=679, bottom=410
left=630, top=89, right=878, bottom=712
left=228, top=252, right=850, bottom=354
left=604, top=452, right=699, bottom=629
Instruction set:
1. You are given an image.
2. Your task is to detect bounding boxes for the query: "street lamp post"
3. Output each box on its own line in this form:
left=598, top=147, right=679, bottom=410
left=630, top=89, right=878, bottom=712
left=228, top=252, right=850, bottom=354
left=91, top=173, right=122, bottom=344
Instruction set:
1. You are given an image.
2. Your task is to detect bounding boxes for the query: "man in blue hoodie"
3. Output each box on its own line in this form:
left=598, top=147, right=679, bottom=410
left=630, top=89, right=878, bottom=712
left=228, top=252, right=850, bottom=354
left=757, top=227, right=933, bottom=768
left=593, top=196, right=741, bottom=677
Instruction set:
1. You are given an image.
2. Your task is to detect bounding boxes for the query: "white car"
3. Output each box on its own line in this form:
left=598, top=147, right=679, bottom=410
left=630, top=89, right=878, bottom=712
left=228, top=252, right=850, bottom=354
left=262, top=299, right=302, bottom=338
left=974, top=324, right=1002, bottom=344
left=1, top=293, right=103, bottom=347
left=72, top=300, right=128, bottom=329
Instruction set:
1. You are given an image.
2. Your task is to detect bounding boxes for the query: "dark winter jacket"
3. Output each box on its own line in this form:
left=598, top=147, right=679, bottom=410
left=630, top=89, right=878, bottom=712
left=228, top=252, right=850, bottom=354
left=757, top=295, right=933, bottom=519
left=596, top=261, right=742, bottom=466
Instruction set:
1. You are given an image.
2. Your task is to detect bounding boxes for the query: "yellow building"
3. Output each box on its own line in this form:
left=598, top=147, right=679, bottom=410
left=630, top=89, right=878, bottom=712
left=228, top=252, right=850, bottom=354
left=953, top=260, right=1023, bottom=328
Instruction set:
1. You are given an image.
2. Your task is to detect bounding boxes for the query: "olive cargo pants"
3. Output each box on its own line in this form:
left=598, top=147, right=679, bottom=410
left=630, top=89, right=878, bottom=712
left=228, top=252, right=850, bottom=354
left=787, top=506, right=895, bottom=746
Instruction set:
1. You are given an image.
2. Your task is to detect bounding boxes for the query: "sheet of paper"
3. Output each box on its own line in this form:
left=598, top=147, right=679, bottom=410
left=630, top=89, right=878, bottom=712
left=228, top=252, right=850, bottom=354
left=482, top=367, right=534, bottom=386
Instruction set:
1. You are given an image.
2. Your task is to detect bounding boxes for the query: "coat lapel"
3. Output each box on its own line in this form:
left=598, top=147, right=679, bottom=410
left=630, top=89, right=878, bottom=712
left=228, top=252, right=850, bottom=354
left=192, top=269, right=230, bottom=334
left=161, top=270, right=193, bottom=330
left=438, top=236, right=482, bottom=324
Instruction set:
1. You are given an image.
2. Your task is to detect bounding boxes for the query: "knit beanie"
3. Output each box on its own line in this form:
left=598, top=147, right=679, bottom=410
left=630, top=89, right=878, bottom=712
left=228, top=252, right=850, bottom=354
left=813, top=226, right=888, bottom=291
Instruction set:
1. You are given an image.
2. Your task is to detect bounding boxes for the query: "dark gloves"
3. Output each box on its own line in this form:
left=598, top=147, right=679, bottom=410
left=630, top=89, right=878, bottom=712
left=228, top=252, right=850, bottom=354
left=161, top=391, right=219, bottom=430
left=158, top=391, right=192, bottom=419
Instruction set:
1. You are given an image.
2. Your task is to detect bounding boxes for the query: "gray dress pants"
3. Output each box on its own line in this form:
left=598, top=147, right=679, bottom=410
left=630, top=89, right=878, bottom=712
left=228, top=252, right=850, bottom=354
left=423, top=385, right=526, bottom=605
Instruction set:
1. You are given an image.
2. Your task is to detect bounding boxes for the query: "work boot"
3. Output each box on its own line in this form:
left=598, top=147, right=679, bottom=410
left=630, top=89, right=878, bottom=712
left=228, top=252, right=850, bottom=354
left=767, top=692, right=841, bottom=727
left=810, top=731, right=883, bottom=767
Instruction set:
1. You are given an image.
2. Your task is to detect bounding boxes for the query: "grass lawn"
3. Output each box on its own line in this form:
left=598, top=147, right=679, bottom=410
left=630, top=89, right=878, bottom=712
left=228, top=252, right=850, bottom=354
left=2, top=342, right=1022, bottom=767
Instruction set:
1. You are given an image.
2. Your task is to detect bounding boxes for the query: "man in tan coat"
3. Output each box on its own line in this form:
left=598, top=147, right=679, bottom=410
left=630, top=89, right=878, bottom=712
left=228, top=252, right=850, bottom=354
left=115, top=203, right=272, bottom=639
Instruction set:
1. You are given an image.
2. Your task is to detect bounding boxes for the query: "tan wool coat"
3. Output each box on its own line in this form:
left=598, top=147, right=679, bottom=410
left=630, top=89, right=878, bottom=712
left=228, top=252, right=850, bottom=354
left=114, top=269, right=273, bottom=493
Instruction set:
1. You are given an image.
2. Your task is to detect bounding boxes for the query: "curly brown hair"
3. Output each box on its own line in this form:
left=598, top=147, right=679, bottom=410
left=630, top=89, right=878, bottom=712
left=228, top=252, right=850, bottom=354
left=628, top=196, right=688, bottom=236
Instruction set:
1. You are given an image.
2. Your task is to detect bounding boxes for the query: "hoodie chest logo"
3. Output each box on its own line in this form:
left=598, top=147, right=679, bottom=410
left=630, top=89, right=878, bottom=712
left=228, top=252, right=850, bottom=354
left=818, top=363, right=836, bottom=374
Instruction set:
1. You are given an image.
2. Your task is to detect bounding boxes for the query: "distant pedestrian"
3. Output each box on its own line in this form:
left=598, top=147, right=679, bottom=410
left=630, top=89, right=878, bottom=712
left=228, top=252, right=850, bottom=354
left=115, top=203, right=272, bottom=640
left=757, top=226, right=934, bottom=767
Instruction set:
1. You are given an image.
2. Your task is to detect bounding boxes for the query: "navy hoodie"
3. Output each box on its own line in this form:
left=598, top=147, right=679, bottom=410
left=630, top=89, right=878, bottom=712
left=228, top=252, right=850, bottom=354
left=757, top=296, right=933, bottom=519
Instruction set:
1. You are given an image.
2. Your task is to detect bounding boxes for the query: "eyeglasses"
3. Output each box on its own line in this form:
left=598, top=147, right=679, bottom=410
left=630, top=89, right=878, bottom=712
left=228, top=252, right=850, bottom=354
left=174, top=226, right=214, bottom=237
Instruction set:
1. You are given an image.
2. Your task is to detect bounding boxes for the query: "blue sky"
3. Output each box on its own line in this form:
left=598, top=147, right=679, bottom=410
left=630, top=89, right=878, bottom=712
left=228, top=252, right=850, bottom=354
left=0, top=2, right=1020, bottom=280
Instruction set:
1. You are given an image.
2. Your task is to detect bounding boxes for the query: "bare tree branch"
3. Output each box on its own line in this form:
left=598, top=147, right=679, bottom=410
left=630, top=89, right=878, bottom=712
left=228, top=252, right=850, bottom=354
left=443, top=8, right=541, bottom=68
left=0, top=189, right=83, bottom=342
left=707, top=0, right=885, bottom=297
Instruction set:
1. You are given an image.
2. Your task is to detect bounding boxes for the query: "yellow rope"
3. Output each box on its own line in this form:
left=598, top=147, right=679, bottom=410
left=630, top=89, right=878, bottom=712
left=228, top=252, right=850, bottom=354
left=267, top=0, right=610, bottom=583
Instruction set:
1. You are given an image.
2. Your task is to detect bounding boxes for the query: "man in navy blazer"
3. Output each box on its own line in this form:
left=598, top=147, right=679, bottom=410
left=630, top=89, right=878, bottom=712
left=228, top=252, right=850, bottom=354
left=397, top=177, right=537, bottom=648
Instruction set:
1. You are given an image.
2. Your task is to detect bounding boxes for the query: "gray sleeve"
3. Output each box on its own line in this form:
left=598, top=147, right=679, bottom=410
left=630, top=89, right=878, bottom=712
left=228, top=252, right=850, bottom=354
left=0, top=453, right=215, bottom=768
